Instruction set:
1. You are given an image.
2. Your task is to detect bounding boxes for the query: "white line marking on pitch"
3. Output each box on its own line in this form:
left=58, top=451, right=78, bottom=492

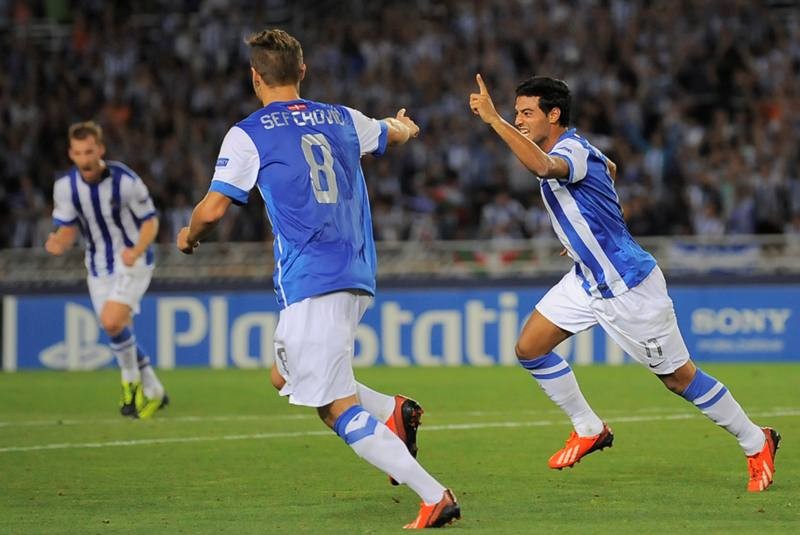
left=0, top=404, right=787, bottom=429
left=0, top=413, right=312, bottom=428
left=0, top=409, right=797, bottom=454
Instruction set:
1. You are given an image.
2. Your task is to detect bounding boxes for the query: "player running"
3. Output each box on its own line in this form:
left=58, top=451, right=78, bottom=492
left=470, top=74, right=779, bottom=492
left=46, top=121, right=168, bottom=419
left=177, top=29, right=460, bottom=528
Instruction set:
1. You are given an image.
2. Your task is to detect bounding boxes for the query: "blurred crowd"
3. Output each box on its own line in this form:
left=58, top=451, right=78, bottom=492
left=1, top=0, right=799, bottom=249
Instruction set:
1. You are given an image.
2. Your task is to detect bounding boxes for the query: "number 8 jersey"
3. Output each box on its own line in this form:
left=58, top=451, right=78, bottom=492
left=209, top=99, right=389, bottom=308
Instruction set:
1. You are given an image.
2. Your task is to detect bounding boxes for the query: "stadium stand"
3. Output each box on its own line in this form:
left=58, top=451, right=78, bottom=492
left=1, top=0, right=798, bottom=251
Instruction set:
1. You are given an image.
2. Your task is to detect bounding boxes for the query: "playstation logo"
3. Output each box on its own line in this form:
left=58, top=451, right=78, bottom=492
left=39, top=303, right=113, bottom=370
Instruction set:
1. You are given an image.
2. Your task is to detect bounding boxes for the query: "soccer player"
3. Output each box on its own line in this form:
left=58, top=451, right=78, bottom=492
left=469, top=75, right=780, bottom=492
left=45, top=121, right=168, bottom=419
left=176, top=29, right=460, bottom=528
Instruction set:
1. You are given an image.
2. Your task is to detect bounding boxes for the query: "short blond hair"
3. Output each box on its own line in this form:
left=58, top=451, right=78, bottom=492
left=68, top=121, right=104, bottom=144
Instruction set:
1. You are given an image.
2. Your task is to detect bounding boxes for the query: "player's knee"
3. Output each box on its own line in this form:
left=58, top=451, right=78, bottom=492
left=514, top=340, right=546, bottom=361
left=658, top=373, right=691, bottom=395
left=657, top=361, right=696, bottom=395
left=660, top=376, right=683, bottom=394
left=99, top=314, right=126, bottom=336
left=316, top=404, right=335, bottom=428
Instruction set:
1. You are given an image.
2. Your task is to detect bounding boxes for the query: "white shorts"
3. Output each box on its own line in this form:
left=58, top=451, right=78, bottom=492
left=536, top=266, right=690, bottom=374
left=273, top=291, right=372, bottom=407
left=87, top=265, right=154, bottom=317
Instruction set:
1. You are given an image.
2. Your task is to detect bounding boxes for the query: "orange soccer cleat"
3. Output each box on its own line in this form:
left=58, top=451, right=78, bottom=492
left=403, top=489, right=461, bottom=529
left=548, top=423, right=614, bottom=469
left=747, top=427, right=781, bottom=492
left=385, top=395, right=424, bottom=486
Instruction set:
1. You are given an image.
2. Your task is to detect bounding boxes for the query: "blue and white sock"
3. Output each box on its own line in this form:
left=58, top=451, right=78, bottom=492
left=334, top=405, right=445, bottom=505
left=519, top=352, right=604, bottom=437
left=137, top=345, right=164, bottom=400
left=680, top=368, right=764, bottom=455
left=355, top=382, right=395, bottom=422
left=109, top=327, right=139, bottom=383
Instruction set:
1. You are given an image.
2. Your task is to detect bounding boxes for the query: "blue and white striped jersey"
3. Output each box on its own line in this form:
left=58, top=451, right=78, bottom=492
left=209, top=99, right=388, bottom=308
left=540, top=129, right=656, bottom=298
left=52, top=161, right=157, bottom=277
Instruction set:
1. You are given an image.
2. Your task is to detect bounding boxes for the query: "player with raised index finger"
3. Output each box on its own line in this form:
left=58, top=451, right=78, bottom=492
left=470, top=73, right=779, bottom=492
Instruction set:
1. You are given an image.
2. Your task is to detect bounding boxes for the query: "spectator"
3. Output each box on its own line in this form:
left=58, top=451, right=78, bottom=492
left=0, top=0, right=798, bottom=247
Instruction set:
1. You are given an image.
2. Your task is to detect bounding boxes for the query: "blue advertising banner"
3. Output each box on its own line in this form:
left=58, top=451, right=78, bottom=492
left=2, top=285, right=799, bottom=370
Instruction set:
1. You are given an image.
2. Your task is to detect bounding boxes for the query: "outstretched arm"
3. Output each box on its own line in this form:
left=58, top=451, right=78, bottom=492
left=606, top=158, right=617, bottom=181
left=176, top=192, right=232, bottom=254
left=469, top=74, right=568, bottom=179
left=385, top=108, right=420, bottom=146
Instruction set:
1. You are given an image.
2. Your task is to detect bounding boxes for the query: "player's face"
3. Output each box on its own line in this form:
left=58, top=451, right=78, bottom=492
left=514, top=96, right=550, bottom=146
left=68, top=136, right=106, bottom=182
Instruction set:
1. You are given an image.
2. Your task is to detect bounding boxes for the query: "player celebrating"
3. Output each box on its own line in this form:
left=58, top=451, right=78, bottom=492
left=46, top=121, right=168, bottom=419
left=177, top=29, right=460, bottom=528
left=469, top=75, right=779, bottom=492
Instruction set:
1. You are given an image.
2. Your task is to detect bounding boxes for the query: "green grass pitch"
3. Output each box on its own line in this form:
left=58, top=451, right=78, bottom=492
left=1, top=364, right=797, bottom=533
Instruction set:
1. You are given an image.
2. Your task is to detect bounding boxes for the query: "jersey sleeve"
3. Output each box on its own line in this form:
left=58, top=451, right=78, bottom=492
left=125, top=174, right=157, bottom=221
left=209, top=126, right=260, bottom=205
left=52, top=177, right=78, bottom=226
left=344, top=107, right=388, bottom=156
left=549, top=138, right=589, bottom=183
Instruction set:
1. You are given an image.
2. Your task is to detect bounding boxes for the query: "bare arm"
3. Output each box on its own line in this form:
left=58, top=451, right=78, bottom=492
left=469, top=74, right=569, bottom=179
left=384, top=108, right=420, bottom=146
left=45, top=225, right=79, bottom=256
left=176, top=191, right=232, bottom=254
left=606, top=158, right=617, bottom=181
left=122, top=217, right=159, bottom=266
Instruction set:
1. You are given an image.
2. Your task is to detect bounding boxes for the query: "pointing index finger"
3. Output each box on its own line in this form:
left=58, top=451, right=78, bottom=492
left=476, top=73, right=488, bottom=95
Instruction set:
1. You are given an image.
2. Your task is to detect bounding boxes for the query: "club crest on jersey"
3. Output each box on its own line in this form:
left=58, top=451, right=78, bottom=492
left=287, top=103, right=307, bottom=111
left=216, top=158, right=229, bottom=167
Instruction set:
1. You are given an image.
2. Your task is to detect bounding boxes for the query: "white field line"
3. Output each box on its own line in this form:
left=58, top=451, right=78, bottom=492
left=6, top=404, right=798, bottom=429
left=0, top=409, right=797, bottom=454
left=0, top=413, right=312, bottom=428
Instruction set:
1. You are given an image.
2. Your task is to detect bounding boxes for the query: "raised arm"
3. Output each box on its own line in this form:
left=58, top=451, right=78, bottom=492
left=469, top=74, right=568, bottom=179
left=606, top=157, right=617, bottom=181
left=384, top=108, right=420, bottom=146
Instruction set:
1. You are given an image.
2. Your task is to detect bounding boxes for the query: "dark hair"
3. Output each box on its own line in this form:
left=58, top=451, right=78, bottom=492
left=515, top=77, right=571, bottom=126
left=245, top=29, right=304, bottom=86
left=68, top=120, right=104, bottom=143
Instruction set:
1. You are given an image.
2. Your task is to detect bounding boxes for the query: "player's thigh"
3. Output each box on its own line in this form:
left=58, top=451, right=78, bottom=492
left=594, top=267, right=690, bottom=374
left=87, top=275, right=113, bottom=317
left=273, top=292, right=362, bottom=407
left=523, top=270, right=596, bottom=357
left=99, top=300, right=133, bottom=333
left=107, top=266, right=153, bottom=315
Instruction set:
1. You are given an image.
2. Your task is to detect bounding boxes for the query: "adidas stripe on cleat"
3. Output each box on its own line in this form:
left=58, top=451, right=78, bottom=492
left=548, top=422, right=614, bottom=469
left=747, top=427, right=780, bottom=492
left=385, top=395, right=424, bottom=486
left=403, top=489, right=460, bottom=529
